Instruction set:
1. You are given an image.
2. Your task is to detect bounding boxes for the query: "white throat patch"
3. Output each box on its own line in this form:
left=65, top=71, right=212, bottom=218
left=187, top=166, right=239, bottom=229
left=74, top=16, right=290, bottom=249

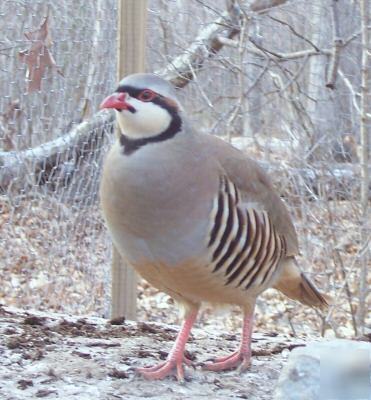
left=116, top=98, right=172, bottom=139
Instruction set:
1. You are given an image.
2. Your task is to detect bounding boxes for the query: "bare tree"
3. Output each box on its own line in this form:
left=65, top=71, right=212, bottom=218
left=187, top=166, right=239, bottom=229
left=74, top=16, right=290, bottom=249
left=357, top=0, right=370, bottom=335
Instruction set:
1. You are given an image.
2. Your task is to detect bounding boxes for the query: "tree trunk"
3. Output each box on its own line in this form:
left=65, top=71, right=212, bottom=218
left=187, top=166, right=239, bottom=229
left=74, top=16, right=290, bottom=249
left=306, top=1, right=337, bottom=160
left=244, top=21, right=264, bottom=138
left=357, top=0, right=370, bottom=335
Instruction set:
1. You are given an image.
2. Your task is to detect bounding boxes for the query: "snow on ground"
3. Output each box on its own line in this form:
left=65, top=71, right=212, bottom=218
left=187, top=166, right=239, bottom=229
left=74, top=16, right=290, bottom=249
left=0, top=305, right=309, bottom=400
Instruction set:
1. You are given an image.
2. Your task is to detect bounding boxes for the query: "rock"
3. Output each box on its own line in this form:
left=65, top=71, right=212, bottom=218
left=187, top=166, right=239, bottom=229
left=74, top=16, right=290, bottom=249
left=274, top=339, right=371, bottom=400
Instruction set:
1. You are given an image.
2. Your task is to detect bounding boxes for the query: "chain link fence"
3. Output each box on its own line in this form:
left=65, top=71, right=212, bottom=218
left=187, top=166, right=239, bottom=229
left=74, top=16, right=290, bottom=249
left=1, top=0, right=370, bottom=337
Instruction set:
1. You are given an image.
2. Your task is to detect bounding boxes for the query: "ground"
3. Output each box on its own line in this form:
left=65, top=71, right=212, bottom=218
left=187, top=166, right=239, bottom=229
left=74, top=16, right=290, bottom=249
left=0, top=305, right=309, bottom=400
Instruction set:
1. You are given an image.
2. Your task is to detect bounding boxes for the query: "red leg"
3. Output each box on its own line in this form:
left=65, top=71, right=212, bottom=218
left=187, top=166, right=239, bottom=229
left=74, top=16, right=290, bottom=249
left=136, top=309, right=198, bottom=382
left=204, top=310, right=254, bottom=373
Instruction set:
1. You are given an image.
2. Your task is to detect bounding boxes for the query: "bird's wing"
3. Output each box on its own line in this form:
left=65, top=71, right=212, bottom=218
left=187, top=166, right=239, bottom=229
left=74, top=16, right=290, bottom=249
left=199, top=134, right=329, bottom=308
left=200, top=133, right=299, bottom=257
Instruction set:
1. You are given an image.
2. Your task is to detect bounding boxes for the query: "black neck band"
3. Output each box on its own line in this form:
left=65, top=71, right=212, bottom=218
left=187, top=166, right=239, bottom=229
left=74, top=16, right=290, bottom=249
left=119, top=109, right=182, bottom=156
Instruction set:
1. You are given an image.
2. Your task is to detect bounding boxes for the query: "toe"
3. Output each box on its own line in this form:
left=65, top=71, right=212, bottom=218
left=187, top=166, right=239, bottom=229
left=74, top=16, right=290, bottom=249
left=237, top=356, right=251, bottom=374
left=136, top=358, right=188, bottom=381
left=203, top=351, right=251, bottom=372
left=136, top=362, right=166, bottom=374
left=138, top=362, right=174, bottom=380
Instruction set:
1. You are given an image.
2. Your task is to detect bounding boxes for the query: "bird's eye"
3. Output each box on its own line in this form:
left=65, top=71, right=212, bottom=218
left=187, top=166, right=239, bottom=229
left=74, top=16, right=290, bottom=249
left=138, top=89, right=157, bottom=102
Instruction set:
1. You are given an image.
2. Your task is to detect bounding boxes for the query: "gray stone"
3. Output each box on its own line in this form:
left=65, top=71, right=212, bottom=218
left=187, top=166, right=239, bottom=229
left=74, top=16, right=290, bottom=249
left=274, top=339, right=371, bottom=400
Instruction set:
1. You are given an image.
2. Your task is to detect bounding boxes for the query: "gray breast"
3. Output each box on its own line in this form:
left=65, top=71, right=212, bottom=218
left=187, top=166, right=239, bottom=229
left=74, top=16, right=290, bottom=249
left=101, top=136, right=217, bottom=267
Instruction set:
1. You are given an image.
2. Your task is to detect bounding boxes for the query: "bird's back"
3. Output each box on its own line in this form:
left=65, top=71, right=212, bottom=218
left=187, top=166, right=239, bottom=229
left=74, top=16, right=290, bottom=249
left=197, top=133, right=299, bottom=256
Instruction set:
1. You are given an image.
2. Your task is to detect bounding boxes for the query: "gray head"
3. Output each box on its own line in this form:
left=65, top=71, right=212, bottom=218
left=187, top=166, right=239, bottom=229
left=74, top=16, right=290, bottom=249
left=119, top=73, right=180, bottom=103
left=100, top=73, right=183, bottom=149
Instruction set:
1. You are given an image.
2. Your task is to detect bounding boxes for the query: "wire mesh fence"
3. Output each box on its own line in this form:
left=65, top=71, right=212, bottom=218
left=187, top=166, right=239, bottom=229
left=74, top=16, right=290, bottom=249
left=0, top=0, right=117, bottom=315
left=0, top=0, right=370, bottom=337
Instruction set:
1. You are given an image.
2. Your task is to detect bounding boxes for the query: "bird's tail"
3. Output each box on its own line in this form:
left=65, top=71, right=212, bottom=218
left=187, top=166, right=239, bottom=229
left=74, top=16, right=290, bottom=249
left=273, top=257, right=330, bottom=309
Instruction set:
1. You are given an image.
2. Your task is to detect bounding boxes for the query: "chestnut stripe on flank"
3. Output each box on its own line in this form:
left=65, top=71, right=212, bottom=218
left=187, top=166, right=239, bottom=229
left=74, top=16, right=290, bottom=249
left=263, top=234, right=286, bottom=285
left=213, top=207, right=244, bottom=273
left=223, top=176, right=230, bottom=194
left=264, top=253, right=281, bottom=287
left=244, top=213, right=273, bottom=290
left=281, top=235, right=287, bottom=256
left=225, top=179, right=237, bottom=205
left=236, top=210, right=265, bottom=288
left=208, top=191, right=224, bottom=247
left=260, top=232, right=282, bottom=286
left=225, top=209, right=257, bottom=286
left=224, top=211, right=249, bottom=277
left=212, top=192, right=235, bottom=261
left=232, top=182, right=239, bottom=204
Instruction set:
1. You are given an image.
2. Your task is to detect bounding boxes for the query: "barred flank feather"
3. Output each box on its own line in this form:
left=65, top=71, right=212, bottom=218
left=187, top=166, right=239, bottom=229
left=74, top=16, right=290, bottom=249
left=206, top=176, right=284, bottom=293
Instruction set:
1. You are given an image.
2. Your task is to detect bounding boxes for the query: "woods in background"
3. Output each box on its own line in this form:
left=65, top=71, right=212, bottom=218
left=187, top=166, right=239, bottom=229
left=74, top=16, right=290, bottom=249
left=0, top=0, right=369, bottom=337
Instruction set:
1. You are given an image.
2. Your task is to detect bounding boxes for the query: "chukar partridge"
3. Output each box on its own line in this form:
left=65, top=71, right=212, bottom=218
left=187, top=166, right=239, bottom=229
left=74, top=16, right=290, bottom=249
left=100, top=73, right=328, bottom=381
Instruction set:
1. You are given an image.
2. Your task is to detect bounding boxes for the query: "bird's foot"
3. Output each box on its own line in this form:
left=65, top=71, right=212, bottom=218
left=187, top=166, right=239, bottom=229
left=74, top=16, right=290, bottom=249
left=136, top=355, right=193, bottom=382
left=203, top=350, right=251, bottom=373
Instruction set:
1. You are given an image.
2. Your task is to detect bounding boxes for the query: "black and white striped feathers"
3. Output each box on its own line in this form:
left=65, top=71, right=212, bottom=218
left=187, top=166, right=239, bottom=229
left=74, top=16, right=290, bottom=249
left=206, top=176, right=286, bottom=293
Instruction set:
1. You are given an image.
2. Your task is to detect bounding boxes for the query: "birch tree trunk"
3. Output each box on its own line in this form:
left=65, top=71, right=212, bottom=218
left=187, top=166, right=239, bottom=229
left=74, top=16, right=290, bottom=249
left=306, top=1, right=337, bottom=159
left=357, top=0, right=370, bottom=334
left=244, top=21, right=264, bottom=138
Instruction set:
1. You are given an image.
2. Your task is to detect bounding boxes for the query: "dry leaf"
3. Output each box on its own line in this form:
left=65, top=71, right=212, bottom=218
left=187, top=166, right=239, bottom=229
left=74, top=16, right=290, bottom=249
left=19, top=14, right=63, bottom=93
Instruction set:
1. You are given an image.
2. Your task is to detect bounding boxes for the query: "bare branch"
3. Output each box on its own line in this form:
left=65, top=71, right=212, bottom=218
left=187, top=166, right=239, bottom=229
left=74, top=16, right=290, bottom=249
left=158, top=0, right=294, bottom=87
left=326, top=0, right=343, bottom=89
left=0, top=110, right=114, bottom=191
left=158, top=2, right=242, bottom=87
left=338, top=69, right=371, bottom=118
left=249, top=0, right=290, bottom=13
left=268, top=16, right=320, bottom=52
left=333, top=248, right=358, bottom=336
left=218, top=35, right=331, bottom=60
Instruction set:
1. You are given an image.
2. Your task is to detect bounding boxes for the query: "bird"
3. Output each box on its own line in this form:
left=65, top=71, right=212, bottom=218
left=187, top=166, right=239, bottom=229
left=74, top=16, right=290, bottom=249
left=99, top=73, right=329, bottom=382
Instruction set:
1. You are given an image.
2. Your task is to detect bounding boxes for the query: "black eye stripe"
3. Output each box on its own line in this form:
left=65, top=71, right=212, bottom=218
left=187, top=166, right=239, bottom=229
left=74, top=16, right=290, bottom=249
left=138, top=89, right=157, bottom=102
left=116, top=85, right=177, bottom=111
left=116, top=85, right=142, bottom=97
left=117, top=85, right=159, bottom=100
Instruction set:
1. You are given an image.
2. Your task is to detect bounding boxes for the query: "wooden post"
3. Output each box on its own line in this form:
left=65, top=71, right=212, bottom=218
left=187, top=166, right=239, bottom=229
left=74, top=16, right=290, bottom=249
left=111, top=0, right=147, bottom=320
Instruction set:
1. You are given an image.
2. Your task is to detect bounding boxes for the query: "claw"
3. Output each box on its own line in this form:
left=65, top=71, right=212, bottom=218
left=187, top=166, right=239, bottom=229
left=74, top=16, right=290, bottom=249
left=203, top=350, right=251, bottom=372
left=137, top=359, right=185, bottom=381
left=136, top=355, right=193, bottom=382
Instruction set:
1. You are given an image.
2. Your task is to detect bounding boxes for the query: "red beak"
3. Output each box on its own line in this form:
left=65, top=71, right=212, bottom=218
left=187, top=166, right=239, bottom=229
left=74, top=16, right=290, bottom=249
left=100, top=92, right=130, bottom=110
